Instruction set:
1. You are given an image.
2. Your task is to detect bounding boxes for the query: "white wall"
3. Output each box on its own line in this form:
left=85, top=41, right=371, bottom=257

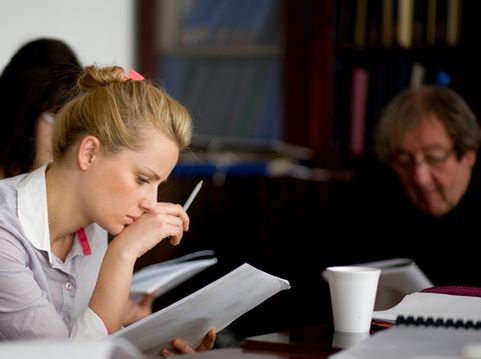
left=0, top=0, right=135, bottom=72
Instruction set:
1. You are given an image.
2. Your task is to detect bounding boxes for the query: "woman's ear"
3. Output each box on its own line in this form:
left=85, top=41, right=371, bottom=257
left=77, top=136, right=101, bottom=171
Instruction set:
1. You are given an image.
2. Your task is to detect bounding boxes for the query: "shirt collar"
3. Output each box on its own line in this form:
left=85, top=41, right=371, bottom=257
left=18, top=165, right=51, bottom=252
left=17, top=165, right=93, bottom=263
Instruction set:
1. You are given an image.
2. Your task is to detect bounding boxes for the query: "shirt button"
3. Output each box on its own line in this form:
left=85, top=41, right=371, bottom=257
left=65, top=282, right=73, bottom=290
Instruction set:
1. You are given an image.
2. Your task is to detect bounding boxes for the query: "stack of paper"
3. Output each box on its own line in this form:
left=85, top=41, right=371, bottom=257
left=330, top=291, right=481, bottom=358
left=114, top=263, right=290, bottom=356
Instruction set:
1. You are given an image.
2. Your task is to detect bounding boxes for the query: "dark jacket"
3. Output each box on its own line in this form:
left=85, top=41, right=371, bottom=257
left=330, top=156, right=481, bottom=286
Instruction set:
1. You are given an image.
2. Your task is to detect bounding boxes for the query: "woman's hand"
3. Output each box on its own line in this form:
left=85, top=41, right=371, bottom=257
left=92, top=202, right=188, bottom=333
left=113, top=202, right=190, bottom=259
left=160, top=329, right=216, bottom=357
left=123, top=294, right=154, bottom=326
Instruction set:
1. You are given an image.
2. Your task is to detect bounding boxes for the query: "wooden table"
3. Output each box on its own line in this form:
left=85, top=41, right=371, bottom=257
left=241, top=325, right=342, bottom=357
left=182, top=325, right=348, bottom=358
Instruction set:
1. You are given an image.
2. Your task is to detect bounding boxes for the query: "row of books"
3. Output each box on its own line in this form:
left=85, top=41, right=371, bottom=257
left=333, top=56, right=454, bottom=157
left=161, top=56, right=283, bottom=141
left=176, top=0, right=282, bottom=47
left=336, top=0, right=462, bottom=48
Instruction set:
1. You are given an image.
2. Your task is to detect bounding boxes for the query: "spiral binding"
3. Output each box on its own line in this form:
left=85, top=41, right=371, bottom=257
left=395, top=315, right=481, bottom=329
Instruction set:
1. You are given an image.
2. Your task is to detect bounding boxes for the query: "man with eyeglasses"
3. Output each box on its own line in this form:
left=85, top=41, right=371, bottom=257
left=331, top=86, right=481, bottom=287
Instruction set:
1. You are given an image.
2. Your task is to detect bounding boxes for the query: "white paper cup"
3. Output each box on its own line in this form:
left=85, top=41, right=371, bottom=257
left=326, top=266, right=381, bottom=333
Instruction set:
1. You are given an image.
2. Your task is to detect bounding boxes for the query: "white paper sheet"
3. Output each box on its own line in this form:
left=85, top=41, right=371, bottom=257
left=111, top=263, right=291, bottom=356
left=0, top=338, right=143, bottom=359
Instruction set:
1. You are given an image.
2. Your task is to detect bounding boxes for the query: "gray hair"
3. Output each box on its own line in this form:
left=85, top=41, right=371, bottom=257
left=375, top=86, right=481, bottom=162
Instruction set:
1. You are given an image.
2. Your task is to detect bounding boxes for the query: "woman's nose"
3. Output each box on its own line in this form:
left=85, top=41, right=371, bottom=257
left=139, top=189, right=157, bottom=212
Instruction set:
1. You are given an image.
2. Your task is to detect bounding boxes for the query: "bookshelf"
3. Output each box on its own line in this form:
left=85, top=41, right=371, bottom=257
left=156, top=0, right=285, bottom=146
left=137, top=0, right=481, bottom=169
left=132, top=1, right=481, bottom=342
left=329, top=0, right=481, bottom=166
left=132, top=1, right=355, bottom=340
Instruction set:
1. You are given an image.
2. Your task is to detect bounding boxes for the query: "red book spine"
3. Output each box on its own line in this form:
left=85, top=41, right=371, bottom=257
left=349, top=67, right=369, bottom=156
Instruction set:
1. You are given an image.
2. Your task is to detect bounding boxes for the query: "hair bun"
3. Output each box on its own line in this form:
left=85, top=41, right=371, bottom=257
left=77, top=65, right=124, bottom=92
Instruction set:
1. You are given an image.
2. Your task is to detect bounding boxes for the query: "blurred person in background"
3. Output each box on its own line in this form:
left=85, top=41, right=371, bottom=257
left=330, top=86, right=481, bottom=286
left=0, top=38, right=81, bottom=177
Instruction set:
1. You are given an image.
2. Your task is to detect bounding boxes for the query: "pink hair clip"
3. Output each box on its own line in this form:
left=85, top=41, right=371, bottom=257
left=123, top=68, right=145, bottom=81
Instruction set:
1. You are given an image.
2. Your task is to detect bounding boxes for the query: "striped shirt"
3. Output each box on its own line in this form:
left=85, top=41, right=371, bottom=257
left=0, top=166, right=109, bottom=340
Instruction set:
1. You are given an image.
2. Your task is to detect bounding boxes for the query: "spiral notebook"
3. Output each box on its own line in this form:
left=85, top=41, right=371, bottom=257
left=372, top=291, right=481, bottom=325
left=329, top=292, right=481, bottom=358
left=329, top=325, right=481, bottom=359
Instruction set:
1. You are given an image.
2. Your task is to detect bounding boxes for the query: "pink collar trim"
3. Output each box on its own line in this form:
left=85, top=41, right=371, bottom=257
left=77, top=228, right=92, bottom=256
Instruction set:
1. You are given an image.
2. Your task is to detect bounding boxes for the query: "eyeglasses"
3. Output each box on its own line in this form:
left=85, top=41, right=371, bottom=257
left=390, top=147, right=455, bottom=174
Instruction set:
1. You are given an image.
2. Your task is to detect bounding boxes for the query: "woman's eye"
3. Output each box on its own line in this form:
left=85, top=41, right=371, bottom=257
left=137, top=176, right=150, bottom=184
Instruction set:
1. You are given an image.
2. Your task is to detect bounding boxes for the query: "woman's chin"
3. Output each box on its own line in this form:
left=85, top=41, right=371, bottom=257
left=108, top=224, right=126, bottom=236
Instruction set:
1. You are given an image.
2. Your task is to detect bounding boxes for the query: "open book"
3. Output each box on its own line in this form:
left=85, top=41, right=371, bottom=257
left=113, top=263, right=290, bottom=356
left=323, top=258, right=433, bottom=310
left=130, top=250, right=217, bottom=301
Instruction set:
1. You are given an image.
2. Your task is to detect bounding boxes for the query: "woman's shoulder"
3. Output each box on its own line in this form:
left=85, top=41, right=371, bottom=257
left=0, top=172, right=30, bottom=191
left=0, top=174, right=33, bottom=242
left=0, top=173, right=29, bottom=215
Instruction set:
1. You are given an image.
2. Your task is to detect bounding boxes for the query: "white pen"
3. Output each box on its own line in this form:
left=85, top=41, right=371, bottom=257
left=183, top=180, right=203, bottom=211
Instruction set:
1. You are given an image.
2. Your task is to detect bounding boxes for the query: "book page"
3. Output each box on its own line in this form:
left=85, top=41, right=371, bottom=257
left=373, top=292, right=481, bottom=323
left=111, top=263, right=290, bottom=356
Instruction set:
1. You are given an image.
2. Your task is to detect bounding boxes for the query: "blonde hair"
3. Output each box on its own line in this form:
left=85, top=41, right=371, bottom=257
left=52, top=65, right=192, bottom=159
